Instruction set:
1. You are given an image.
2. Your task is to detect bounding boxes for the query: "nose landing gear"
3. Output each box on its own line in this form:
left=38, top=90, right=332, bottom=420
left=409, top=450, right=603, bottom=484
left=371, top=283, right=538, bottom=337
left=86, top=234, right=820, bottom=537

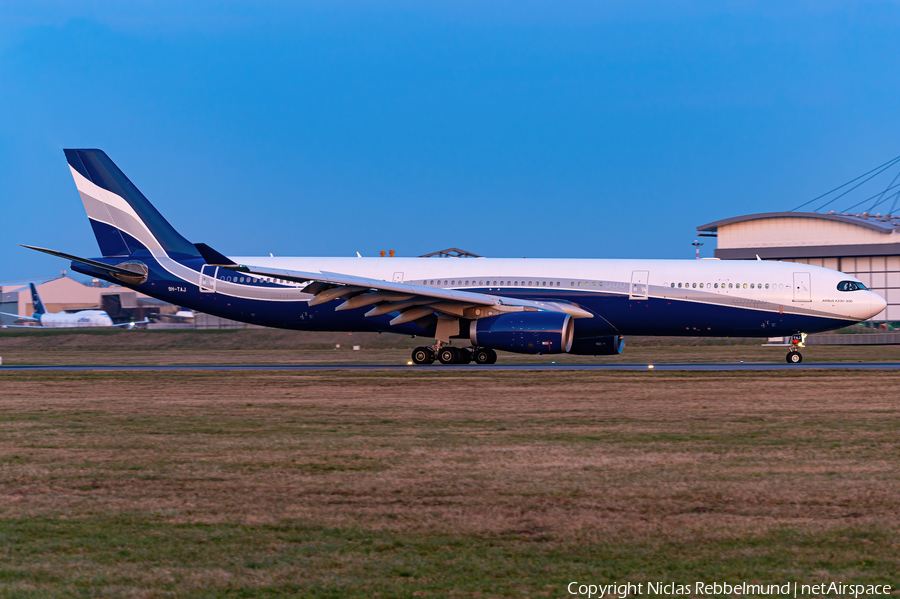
left=786, top=333, right=806, bottom=364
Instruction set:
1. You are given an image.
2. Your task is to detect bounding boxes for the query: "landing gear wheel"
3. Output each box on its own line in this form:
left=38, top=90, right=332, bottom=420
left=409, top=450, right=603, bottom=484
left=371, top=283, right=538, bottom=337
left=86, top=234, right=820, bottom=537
left=438, top=347, right=460, bottom=364
left=412, top=347, right=435, bottom=365
left=786, top=350, right=802, bottom=364
left=473, top=348, right=498, bottom=365
left=458, top=349, right=473, bottom=364
left=484, top=348, right=497, bottom=364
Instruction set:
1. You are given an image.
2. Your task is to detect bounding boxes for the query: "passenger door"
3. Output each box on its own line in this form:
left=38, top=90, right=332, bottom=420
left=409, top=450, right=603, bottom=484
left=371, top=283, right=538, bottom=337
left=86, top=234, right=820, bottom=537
left=793, top=272, right=811, bottom=302
left=200, top=265, right=218, bottom=293
left=630, top=270, right=650, bottom=300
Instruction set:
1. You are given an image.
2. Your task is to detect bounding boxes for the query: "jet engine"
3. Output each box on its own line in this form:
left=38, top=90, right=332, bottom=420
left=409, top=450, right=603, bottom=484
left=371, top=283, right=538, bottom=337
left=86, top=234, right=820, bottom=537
left=469, top=312, right=574, bottom=354
left=569, top=335, right=625, bottom=355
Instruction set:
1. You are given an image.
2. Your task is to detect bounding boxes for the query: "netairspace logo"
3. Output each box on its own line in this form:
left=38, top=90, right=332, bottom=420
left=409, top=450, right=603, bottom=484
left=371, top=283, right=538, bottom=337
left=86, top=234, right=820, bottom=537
left=567, top=581, right=893, bottom=598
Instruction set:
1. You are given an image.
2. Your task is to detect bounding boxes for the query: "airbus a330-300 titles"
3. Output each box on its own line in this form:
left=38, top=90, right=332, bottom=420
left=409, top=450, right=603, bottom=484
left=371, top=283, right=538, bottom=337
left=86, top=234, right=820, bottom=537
left=21, top=149, right=885, bottom=364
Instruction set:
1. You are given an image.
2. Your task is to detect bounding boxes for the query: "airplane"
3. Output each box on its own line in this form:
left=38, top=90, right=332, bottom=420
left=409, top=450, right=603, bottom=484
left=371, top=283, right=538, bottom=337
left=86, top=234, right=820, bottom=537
left=20, top=149, right=886, bottom=364
left=1, top=282, right=148, bottom=329
left=154, top=308, right=195, bottom=322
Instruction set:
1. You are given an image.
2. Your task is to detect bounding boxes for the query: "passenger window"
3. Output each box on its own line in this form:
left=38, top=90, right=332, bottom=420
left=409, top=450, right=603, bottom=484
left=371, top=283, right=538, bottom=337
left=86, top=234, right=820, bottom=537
left=678, top=283, right=682, bottom=288
left=671, top=283, right=675, bottom=288
left=765, top=283, right=769, bottom=289
left=743, top=283, right=747, bottom=289
left=699, top=283, right=704, bottom=288
left=750, top=283, right=754, bottom=289
left=691, top=283, right=695, bottom=288
left=758, top=283, right=762, bottom=289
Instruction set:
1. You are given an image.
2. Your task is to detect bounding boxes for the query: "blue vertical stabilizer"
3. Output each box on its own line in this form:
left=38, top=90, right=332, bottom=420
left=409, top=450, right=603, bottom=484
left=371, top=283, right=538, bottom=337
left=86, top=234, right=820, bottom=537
left=30, top=283, right=47, bottom=315
left=64, top=149, right=200, bottom=260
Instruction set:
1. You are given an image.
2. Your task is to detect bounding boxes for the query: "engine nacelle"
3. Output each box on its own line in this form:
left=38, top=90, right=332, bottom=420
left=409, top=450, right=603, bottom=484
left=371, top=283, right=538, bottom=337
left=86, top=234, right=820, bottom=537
left=569, top=335, right=625, bottom=355
left=470, top=312, right=574, bottom=354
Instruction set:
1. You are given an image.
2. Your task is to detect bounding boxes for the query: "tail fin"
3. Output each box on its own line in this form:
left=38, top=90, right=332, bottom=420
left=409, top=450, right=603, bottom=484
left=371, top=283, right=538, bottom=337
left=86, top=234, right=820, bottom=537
left=30, top=283, right=47, bottom=315
left=64, top=149, right=200, bottom=260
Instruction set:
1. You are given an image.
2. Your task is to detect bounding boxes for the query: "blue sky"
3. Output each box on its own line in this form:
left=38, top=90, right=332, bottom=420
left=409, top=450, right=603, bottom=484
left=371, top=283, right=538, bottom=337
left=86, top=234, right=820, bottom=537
left=2, top=1, right=900, bottom=281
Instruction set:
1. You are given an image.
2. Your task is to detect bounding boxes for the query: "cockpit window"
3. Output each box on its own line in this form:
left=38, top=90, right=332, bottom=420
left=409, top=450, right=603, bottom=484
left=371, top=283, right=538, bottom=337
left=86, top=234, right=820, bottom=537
left=837, top=280, right=867, bottom=291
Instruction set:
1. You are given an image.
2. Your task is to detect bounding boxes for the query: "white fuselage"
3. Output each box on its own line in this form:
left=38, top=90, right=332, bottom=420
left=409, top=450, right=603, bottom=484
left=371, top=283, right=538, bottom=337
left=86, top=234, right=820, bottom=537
left=38, top=310, right=114, bottom=328
left=211, top=256, right=884, bottom=323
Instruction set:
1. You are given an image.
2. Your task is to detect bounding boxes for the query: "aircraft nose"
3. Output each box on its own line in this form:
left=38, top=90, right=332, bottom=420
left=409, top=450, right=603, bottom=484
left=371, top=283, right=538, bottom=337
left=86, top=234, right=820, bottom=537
left=870, top=291, right=887, bottom=318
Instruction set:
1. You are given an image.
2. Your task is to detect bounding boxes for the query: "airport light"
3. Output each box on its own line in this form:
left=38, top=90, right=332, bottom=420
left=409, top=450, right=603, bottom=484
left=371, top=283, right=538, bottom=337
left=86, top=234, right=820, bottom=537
left=692, top=239, right=704, bottom=260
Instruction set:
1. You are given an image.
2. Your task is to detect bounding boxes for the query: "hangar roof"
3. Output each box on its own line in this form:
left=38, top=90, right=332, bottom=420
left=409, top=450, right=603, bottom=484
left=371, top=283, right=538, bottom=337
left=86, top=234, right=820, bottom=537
left=697, top=211, right=900, bottom=235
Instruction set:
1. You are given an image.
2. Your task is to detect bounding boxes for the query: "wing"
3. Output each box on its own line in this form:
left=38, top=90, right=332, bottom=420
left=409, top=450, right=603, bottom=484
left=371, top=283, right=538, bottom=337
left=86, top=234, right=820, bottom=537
left=155, top=313, right=194, bottom=321
left=1, top=312, right=38, bottom=322
left=112, top=319, right=150, bottom=328
left=227, top=263, right=593, bottom=327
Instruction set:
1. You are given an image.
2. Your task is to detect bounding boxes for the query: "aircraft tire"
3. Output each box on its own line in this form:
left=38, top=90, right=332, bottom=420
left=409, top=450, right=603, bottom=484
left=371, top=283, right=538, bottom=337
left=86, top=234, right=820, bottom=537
left=438, top=347, right=459, bottom=364
left=484, top=348, right=497, bottom=364
left=786, top=350, right=802, bottom=364
left=473, top=348, right=491, bottom=364
left=412, top=347, right=435, bottom=365
left=474, top=348, right=497, bottom=364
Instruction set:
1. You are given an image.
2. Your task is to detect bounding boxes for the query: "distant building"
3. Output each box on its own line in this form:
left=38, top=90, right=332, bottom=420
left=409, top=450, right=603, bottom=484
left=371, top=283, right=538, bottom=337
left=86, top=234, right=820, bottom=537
left=698, top=211, right=900, bottom=322
left=0, top=276, right=159, bottom=325
left=1, top=275, right=257, bottom=329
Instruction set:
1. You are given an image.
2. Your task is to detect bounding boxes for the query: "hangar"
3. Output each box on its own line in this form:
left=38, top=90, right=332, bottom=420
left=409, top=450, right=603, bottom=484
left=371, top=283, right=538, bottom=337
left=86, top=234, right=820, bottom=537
left=697, top=211, right=900, bottom=322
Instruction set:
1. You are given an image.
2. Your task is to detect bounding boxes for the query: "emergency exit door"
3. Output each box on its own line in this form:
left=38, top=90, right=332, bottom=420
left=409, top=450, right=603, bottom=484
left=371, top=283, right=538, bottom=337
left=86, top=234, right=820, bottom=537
left=793, top=272, right=810, bottom=302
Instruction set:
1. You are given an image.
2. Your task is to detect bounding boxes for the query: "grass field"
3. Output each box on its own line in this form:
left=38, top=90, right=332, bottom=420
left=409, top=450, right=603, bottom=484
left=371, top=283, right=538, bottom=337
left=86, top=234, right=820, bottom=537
left=1, top=367, right=898, bottom=597
left=2, top=327, right=900, bottom=365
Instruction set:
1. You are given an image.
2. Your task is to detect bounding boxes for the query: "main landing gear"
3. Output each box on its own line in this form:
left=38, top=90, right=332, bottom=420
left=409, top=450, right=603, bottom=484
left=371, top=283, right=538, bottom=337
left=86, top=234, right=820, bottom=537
left=411, top=345, right=498, bottom=365
left=786, top=333, right=806, bottom=364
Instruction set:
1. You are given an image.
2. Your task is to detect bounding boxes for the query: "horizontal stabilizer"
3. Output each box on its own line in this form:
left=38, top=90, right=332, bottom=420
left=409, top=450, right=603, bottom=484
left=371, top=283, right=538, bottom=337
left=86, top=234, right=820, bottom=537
left=20, top=245, right=144, bottom=277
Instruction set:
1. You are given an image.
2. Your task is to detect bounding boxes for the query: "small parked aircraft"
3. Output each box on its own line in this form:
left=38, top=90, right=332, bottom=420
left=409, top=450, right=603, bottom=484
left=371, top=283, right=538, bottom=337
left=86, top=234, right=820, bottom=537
left=1, top=283, right=148, bottom=329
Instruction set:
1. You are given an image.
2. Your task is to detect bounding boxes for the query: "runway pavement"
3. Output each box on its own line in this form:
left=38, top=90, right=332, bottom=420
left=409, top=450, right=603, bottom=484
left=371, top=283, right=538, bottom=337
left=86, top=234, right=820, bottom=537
left=4, top=362, right=900, bottom=371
